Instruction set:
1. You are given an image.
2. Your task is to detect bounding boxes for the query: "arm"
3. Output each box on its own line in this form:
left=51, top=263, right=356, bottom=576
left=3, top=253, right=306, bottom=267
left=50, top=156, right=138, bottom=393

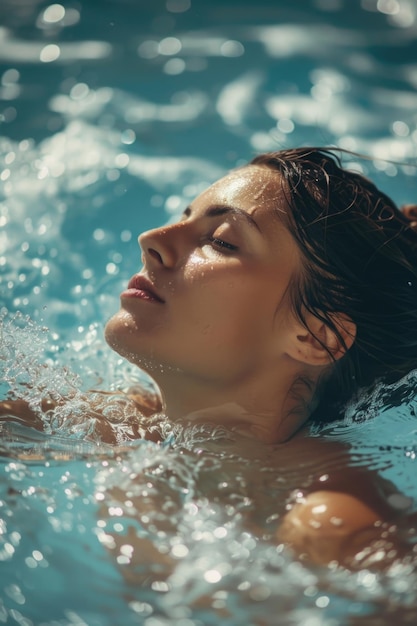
left=0, top=387, right=162, bottom=445
left=0, top=398, right=52, bottom=430
left=0, top=395, right=119, bottom=443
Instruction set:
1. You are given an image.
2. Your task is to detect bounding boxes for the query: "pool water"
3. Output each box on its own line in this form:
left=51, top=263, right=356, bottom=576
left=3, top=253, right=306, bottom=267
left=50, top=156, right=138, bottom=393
left=1, top=0, right=417, bottom=623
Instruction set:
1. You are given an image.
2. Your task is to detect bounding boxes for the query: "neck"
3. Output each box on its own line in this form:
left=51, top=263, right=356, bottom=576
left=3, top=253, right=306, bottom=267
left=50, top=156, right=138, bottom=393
left=147, top=357, right=321, bottom=444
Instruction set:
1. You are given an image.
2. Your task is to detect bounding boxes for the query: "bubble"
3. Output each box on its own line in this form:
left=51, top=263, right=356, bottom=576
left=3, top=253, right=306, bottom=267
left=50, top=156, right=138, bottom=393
left=249, top=585, right=271, bottom=601
left=311, top=83, right=332, bottom=101
left=115, top=153, right=129, bottom=168
left=42, top=4, right=66, bottom=24
left=277, top=118, right=295, bottom=133
left=159, top=37, right=182, bottom=56
left=164, top=58, right=186, bottom=75
left=93, top=229, right=106, bottom=242
left=40, top=44, right=61, bottom=63
left=390, top=4, right=415, bottom=27
left=121, top=129, right=136, bottom=145
left=204, top=569, right=222, bottom=583
left=213, top=526, right=227, bottom=538
left=106, top=262, right=118, bottom=275
left=171, top=543, right=189, bottom=558
left=165, top=195, right=182, bottom=213
left=1, top=543, right=15, bottom=559
left=392, top=120, right=409, bottom=136
left=120, top=230, right=132, bottom=242
left=5, top=151, right=16, bottom=164
left=220, top=40, right=245, bottom=57
left=304, top=585, right=318, bottom=597
left=137, top=40, right=159, bottom=59
left=377, top=0, right=400, bottom=15
left=250, top=131, right=277, bottom=151
left=111, top=252, right=122, bottom=264
left=385, top=163, right=398, bottom=177
left=5, top=584, right=25, bottom=604
left=70, top=83, right=90, bottom=100
left=129, top=601, right=153, bottom=616
left=106, top=169, right=120, bottom=181
left=19, top=139, right=31, bottom=151
left=2, top=69, right=20, bottom=85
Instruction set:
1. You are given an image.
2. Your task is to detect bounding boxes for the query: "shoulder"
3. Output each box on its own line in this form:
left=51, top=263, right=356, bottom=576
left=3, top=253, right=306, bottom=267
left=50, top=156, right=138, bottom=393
left=278, top=489, right=409, bottom=568
left=280, top=490, right=380, bottom=542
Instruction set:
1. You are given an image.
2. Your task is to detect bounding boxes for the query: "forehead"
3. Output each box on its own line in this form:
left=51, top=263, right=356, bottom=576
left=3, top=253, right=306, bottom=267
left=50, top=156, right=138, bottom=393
left=200, top=165, right=286, bottom=215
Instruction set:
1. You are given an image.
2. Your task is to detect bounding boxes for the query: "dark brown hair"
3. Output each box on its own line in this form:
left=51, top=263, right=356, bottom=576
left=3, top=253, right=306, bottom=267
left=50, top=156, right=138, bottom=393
left=251, top=148, right=417, bottom=420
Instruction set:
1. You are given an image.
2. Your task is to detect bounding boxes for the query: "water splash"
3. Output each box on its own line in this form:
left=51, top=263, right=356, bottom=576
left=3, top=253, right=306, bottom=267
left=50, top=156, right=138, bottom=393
left=311, top=370, right=417, bottom=500
left=0, top=310, right=149, bottom=444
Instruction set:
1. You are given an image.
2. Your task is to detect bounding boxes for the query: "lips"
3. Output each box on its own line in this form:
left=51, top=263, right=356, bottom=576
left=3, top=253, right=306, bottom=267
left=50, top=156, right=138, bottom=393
left=124, top=274, right=165, bottom=303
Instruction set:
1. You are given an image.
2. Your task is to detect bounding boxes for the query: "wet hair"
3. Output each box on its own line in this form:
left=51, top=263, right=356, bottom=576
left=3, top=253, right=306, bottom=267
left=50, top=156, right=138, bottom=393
left=251, top=148, right=417, bottom=421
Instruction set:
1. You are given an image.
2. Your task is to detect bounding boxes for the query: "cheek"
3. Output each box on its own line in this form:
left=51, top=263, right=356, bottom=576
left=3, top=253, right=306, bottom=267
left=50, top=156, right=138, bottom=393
left=171, top=279, right=240, bottom=347
left=180, top=264, right=236, bottom=311
left=190, top=281, right=270, bottom=343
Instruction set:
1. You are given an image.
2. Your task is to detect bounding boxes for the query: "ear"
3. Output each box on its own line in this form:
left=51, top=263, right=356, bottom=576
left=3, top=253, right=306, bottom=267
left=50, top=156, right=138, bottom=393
left=286, top=312, right=356, bottom=366
left=401, top=204, right=417, bottom=232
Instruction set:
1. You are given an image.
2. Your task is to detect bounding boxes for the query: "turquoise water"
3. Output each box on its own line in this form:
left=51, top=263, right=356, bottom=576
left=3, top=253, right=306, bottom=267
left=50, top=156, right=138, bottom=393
left=1, top=0, right=417, bottom=624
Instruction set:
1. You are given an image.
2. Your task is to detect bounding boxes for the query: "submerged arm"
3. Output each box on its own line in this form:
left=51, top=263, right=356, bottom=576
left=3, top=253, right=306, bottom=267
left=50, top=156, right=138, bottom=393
left=0, top=387, right=162, bottom=445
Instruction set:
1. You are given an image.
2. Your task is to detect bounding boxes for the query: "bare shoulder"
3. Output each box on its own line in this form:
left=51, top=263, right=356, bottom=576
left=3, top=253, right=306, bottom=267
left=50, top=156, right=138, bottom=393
left=276, top=430, right=413, bottom=568
left=278, top=488, right=412, bottom=569
left=278, top=490, right=378, bottom=564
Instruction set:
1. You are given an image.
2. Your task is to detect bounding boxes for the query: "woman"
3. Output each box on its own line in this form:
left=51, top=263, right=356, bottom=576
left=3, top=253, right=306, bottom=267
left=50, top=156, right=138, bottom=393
left=2, top=147, right=417, bottom=568
left=106, top=147, right=417, bottom=436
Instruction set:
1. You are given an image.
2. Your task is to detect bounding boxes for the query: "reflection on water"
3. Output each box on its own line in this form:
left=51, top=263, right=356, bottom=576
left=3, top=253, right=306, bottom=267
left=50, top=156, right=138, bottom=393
left=1, top=0, right=417, bottom=624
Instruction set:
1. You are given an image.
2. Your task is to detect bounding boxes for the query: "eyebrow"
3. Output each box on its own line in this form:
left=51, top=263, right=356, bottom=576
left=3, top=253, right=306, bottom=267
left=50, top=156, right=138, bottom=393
left=183, top=204, right=261, bottom=232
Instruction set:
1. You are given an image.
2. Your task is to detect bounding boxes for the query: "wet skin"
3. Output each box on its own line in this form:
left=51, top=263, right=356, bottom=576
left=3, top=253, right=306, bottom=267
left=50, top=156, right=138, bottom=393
left=106, top=165, right=300, bottom=388
left=1, top=166, right=413, bottom=572
left=105, top=165, right=320, bottom=443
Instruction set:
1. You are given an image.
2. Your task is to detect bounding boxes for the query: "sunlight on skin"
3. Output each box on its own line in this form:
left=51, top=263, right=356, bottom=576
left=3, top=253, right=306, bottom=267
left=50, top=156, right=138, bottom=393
left=105, top=165, right=355, bottom=444
left=278, top=491, right=394, bottom=568
left=1, top=171, right=416, bottom=574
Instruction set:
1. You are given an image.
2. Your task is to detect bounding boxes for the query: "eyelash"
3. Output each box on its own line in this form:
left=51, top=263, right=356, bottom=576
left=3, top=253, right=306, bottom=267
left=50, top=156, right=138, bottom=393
left=208, top=236, right=237, bottom=252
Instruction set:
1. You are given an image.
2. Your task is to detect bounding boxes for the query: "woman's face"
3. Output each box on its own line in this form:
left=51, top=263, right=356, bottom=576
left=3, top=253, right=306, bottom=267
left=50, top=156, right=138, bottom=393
left=105, top=165, right=301, bottom=387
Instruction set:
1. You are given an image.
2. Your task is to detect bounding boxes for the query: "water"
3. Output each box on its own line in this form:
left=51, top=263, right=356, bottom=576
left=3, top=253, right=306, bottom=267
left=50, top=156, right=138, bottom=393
left=1, top=0, right=417, bottom=623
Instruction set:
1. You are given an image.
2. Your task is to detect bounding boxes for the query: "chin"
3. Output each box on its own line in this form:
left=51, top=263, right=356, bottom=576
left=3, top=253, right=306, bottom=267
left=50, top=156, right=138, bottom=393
left=105, top=310, right=135, bottom=356
left=104, top=310, right=159, bottom=373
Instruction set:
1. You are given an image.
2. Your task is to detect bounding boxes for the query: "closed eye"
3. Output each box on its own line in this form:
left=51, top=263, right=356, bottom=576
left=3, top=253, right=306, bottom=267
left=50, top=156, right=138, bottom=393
left=209, top=236, right=237, bottom=252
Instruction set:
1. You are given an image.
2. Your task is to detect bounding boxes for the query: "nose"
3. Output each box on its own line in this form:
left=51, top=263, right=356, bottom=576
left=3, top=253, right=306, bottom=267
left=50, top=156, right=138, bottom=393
left=139, top=223, right=183, bottom=269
